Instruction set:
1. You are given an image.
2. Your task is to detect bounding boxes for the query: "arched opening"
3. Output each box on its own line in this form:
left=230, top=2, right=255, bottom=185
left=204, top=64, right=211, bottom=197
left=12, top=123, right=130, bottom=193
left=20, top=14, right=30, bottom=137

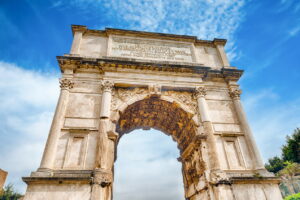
left=113, top=129, right=184, bottom=200
left=116, top=95, right=197, bottom=151
left=113, top=95, right=206, bottom=199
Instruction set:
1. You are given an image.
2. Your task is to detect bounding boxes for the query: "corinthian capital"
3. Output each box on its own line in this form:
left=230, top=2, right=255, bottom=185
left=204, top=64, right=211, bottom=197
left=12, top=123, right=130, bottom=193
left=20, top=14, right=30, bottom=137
left=101, top=80, right=114, bottom=92
left=229, top=88, right=242, bottom=100
left=59, top=79, right=74, bottom=89
left=194, top=87, right=207, bottom=98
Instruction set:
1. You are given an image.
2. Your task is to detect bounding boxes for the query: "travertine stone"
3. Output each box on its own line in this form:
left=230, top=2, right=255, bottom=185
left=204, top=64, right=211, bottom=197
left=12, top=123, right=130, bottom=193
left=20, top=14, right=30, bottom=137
left=195, top=87, right=220, bottom=171
left=22, top=25, right=282, bottom=200
left=0, top=169, right=7, bottom=190
left=110, top=36, right=195, bottom=62
left=100, top=81, right=114, bottom=118
left=229, top=87, right=265, bottom=169
left=39, top=79, right=73, bottom=170
left=70, top=31, right=83, bottom=55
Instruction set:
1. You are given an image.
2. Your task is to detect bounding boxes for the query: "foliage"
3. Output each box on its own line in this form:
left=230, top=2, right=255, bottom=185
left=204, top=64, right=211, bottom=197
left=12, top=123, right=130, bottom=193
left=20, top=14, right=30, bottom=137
left=265, top=156, right=285, bottom=174
left=0, top=184, right=22, bottom=200
left=284, top=192, right=300, bottom=200
left=265, top=128, right=300, bottom=174
left=278, top=162, right=300, bottom=179
left=282, top=128, right=300, bottom=163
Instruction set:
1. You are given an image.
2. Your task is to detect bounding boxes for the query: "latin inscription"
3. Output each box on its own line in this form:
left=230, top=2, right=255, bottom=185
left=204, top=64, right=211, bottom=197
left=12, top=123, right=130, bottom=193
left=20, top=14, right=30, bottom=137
left=110, top=37, right=194, bottom=62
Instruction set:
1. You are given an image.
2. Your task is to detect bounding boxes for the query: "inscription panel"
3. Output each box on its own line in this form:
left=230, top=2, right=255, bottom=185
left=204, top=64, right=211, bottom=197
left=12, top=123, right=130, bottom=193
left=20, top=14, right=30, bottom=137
left=110, top=36, right=194, bottom=62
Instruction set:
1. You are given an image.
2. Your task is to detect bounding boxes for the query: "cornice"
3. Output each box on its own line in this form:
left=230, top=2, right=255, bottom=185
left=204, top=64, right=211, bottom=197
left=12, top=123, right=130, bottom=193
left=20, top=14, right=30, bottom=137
left=71, top=25, right=87, bottom=36
left=57, top=55, right=243, bottom=81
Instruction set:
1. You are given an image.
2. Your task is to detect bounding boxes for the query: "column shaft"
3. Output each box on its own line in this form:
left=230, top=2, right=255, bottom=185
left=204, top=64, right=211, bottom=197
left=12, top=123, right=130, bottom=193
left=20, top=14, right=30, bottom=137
left=39, top=80, right=72, bottom=170
left=195, top=87, right=220, bottom=170
left=95, top=80, right=114, bottom=168
left=233, top=98, right=264, bottom=169
left=92, top=81, right=114, bottom=200
left=95, top=119, right=109, bottom=169
left=100, top=90, right=112, bottom=118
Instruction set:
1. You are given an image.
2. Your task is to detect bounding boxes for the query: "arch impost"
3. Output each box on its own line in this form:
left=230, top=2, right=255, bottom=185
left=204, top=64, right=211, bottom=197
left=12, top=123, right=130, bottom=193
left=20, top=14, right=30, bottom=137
left=107, top=130, right=119, bottom=141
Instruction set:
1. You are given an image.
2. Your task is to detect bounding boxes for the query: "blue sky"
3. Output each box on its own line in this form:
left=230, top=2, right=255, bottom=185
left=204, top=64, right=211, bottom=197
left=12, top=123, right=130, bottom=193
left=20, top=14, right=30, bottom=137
left=0, top=0, right=299, bottom=198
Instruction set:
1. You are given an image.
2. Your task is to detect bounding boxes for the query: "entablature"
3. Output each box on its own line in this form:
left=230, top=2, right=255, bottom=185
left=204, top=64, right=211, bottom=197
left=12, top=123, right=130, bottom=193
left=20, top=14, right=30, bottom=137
left=57, top=55, right=244, bottom=82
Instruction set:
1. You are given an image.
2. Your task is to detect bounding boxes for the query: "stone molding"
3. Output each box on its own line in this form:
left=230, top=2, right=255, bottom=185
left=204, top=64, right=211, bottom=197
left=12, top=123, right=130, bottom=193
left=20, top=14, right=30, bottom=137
left=59, top=79, right=74, bottom=89
left=209, top=170, right=231, bottom=185
left=92, top=169, right=113, bottom=187
left=57, top=56, right=244, bottom=81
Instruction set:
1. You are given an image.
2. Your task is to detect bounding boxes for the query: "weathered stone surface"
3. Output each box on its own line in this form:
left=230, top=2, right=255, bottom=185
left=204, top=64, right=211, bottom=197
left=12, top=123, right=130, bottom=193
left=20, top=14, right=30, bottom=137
left=0, top=169, right=7, bottom=190
left=22, top=25, right=282, bottom=200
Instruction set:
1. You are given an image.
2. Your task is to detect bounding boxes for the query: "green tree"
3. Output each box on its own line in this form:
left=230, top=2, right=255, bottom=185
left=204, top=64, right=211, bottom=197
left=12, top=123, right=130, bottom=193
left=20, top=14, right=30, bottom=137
left=265, top=128, right=300, bottom=174
left=284, top=192, right=300, bottom=200
left=282, top=128, right=300, bottom=163
left=0, top=184, right=22, bottom=200
left=279, top=162, right=300, bottom=179
left=265, top=156, right=285, bottom=174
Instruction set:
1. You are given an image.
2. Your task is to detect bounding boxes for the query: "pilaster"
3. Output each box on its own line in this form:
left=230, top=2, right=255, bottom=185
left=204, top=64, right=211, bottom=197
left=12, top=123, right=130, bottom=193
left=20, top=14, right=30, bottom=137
left=70, top=25, right=87, bottom=55
left=213, top=39, right=230, bottom=67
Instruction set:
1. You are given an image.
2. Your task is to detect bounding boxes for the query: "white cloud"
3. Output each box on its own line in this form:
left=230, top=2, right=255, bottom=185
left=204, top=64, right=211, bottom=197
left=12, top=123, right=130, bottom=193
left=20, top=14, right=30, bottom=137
left=0, top=61, right=59, bottom=193
left=53, top=0, right=247, bottom=61
left=114, top=129, right=183, bottom=200
left=0, top=61, right=297, bottom=198
left=242, top=89, right=300, bottom=162
left=289, top=25, right=300, bottom=36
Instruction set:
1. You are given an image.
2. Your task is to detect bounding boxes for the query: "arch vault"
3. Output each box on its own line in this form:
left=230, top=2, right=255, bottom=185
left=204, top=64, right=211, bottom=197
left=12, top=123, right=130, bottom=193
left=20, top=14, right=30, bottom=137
left=22, top=25, right=282, bottom=200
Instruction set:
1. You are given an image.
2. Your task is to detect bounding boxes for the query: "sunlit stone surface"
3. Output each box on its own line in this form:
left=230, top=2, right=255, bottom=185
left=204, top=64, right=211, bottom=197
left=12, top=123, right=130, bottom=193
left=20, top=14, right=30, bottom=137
left=22, top=25, right=282, bottom=200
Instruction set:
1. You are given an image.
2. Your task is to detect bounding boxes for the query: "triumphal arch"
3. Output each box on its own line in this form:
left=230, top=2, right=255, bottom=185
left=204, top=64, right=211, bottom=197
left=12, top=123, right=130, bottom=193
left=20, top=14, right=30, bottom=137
left=23, top=25, right=282, bottom=200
